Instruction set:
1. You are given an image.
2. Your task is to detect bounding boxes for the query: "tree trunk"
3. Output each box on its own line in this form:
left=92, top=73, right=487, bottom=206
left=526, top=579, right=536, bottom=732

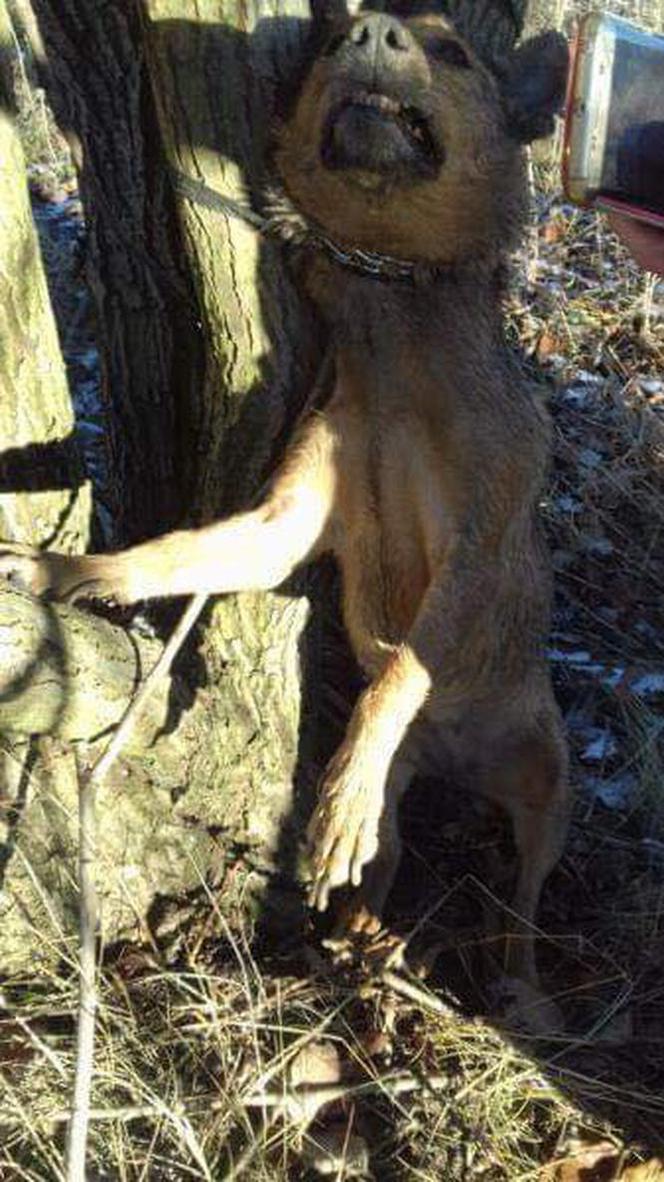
left=27, top=0, right=203, bottom=544
left=1, top=0, right=97, bottom=978
left=137, top=0, right=330, bottom=874
left=0, top=0, right=333, bottom=974
left=0, top=1, right=91, bottom=551
left=0, top=588, right=167, bottom=742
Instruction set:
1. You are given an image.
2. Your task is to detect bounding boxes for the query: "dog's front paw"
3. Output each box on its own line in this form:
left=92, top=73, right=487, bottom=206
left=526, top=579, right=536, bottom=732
left=0, top=543, right=67, bottom=598
left=0, top=543, right=132, bottom=605
left=307, top=750, right=384, bottom=912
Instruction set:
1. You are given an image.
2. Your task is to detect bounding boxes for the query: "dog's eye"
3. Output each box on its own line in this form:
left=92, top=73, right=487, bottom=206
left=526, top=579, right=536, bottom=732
left=427, top=37, right=471, bottom=68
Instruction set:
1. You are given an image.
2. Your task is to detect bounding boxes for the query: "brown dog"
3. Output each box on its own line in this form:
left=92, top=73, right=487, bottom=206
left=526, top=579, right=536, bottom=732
left=1, top=1, right=569, bottom=986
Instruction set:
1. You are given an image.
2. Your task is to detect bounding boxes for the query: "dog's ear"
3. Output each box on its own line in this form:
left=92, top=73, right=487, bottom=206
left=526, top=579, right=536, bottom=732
left=501, top=31, right=569, bottom=143
left=310, top=0, right=349, bottom=28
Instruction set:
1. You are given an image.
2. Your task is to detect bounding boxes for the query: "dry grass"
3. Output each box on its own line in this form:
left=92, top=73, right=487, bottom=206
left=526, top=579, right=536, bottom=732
left=0, top=908, right=594, bottom=1181
left=3, top=2, right=664, bottom=1179
left=5, top=1, right=72, bottom=191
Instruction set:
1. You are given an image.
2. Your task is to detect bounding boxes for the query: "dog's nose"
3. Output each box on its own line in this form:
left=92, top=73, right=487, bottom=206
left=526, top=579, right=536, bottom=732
left=348, top=13, right=414, bottom=63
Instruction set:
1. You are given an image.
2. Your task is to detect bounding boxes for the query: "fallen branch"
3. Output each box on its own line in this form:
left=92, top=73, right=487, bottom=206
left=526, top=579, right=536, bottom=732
left=243, top=1069, right=451, bottom=1118
left=380, top=969, right=456, bottom=1019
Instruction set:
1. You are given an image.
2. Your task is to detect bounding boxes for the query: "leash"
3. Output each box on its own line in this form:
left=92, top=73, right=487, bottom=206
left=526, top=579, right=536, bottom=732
left=169, top=166, right=422, bottom=283
left=169, top=169, right=269, bottom=232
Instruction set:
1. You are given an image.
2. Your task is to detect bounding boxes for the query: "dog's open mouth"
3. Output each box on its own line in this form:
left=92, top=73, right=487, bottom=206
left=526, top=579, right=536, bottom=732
left=321, top=91, right=441, bottom=180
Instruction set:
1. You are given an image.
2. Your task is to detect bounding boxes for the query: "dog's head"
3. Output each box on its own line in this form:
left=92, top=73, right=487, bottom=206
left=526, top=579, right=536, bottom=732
left=275, top=1, right=567, bottom=266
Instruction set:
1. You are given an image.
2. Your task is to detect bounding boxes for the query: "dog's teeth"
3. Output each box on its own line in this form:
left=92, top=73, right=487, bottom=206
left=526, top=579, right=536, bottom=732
left=358, top=92, right=399, bottom=115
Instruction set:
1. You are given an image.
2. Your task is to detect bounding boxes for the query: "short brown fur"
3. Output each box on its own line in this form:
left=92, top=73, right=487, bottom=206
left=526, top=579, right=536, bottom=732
left=0, top=5, right=570, bottom=987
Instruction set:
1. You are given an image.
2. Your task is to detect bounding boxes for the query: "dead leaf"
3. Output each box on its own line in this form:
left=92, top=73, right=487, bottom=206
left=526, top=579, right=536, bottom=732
left=289, top=1040, right=342, bottom=1090
left=243, top=1040, right=345, bottom=1128
left=541, top=1144, right=664, bottom=1182
left=539, top=1139, right=617, bottom=1181
left=301, top=1122, right=370, bottom=1178
left=0, top=1021, right=35, bottom=1070
left=621, top=1162, right=664, bottom=1181
left=359, top=1030, right=392, bottom=1060
left=537, top=330, right=565, bottom=360
left=542, top=217, right=567, bottom=243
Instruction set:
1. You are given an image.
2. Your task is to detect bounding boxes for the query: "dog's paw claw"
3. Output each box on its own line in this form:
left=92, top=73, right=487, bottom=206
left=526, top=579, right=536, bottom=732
left=307, top=761, right=383, bottom=910
left=0, top=544, right=131, bottom=605
left=0, top=546, right=54, bottom=597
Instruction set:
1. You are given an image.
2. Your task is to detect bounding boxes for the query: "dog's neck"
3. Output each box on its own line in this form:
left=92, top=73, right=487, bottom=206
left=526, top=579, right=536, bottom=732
left=309, top=259, right=512, bottom=423
left=267, top=183, right=515, bottom=400
left=265, top=184, right=506, bottom=289
left=305, top=248, right=507, bottom=342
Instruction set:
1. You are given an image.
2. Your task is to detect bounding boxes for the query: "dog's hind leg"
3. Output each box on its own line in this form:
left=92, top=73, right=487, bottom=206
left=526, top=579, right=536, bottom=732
left=479, top=717, right=570, bottom=986
left=0, top=412, right=340, bottom=606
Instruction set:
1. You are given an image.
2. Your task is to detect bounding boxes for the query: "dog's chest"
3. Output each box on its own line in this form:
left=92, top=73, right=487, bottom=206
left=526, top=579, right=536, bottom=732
left=331, top=392, right=454, bottom=671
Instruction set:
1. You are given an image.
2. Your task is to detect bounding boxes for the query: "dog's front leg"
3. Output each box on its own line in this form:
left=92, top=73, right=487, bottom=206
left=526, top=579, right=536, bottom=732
left=0, top=412, right=339, bottom=605
left=308, top=643, right=431, bottom=911
left=307, top=544, right=502, bottom=911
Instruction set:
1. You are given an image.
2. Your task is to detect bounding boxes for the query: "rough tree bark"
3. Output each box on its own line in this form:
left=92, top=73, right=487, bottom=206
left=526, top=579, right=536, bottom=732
left=0, top=4, right=90, bottom=550
left=0, top=0, right=330, bottom=974
left=23, top=0, right=200, bottom=543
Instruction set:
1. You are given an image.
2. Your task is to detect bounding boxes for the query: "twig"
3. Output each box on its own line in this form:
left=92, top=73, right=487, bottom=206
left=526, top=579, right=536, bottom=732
left=642, top=269, right=657, bottom=336
left=89, top=591, right=208, bottom=787
left=381, top=970, right=455, bottom=1018
left=0, top=993, right=67, bottom=1079
left=524, top=146, right=539, bottom=287
left=243, top=1070, right=450, bottom=1114
left=65, top=759, right=98, bottom=1182
left=64, top=591, right=208, bottom=1182
left=11, top=1105, right=164, bottom=1127
left=336, top=1102, right=355, bottom=1182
